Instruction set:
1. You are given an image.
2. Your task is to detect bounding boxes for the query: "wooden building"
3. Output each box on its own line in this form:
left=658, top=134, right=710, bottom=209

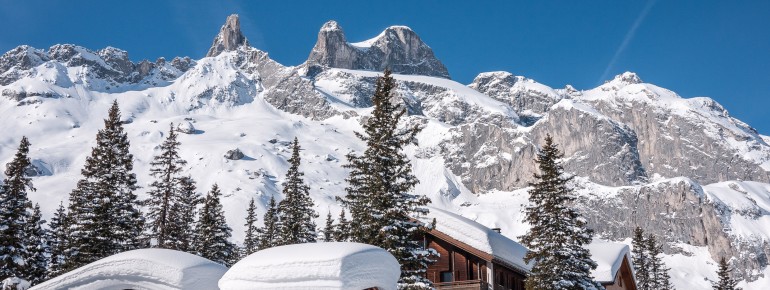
left=586, top=241, right=638, bottom=290
left=421, top=207, right=638, bottom=290
left=421, top=207, right=531, bottom=290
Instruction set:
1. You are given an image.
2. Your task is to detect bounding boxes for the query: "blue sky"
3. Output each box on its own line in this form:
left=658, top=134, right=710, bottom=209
left=1, top=0, right=768, bottom=133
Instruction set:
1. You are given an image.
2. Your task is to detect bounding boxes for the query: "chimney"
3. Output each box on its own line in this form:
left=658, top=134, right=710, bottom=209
left=491, top=228, right=501, bottom=234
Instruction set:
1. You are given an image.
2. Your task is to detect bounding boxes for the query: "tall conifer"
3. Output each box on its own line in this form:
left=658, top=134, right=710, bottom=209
left=167, top=175, right=200, bottom=252
left=47, top=203, right=69, bottom=279
left=520, top=135, right=602, bottom=290
left=242, top=198, right=260, bottom=255
left=323, top=211, right=335, bottom=242
left=146, top=123, right=187, bottom=248
left=277, top=138, right=318, bottom=245
left=338, top=69, right=434, bottom=289
left=632, top=227, right=651, bottom=290
left=0, top=137, right=36, bottom=280
left=22, top=204, right=48, bottom=285
left=258, top=196, right=280, bottom=249
left=646, top=234, right=673, bottom=290
left=334, top=210, right=350, bottom=242
left=64, top=101, right=144, bottom=269
left=194, top=184, right=236, bottom=266
left=712, top=257, right=740, bottom=290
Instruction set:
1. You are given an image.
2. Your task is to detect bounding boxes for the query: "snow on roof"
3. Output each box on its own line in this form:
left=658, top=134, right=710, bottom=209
left=219, top=242, right=400, bottom=290
left=586, top=240, right=632, bottom=283
left=422, top=207, right=532, bottom=272
left=30, top=248, right=227, bottom=290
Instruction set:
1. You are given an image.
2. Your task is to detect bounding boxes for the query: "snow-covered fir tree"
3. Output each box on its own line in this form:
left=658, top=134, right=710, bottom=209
left=519, top=135, right=602, bottom=290
left=194, top=184, right=237, bottom=266
left=146, top=123, right=188, bottom=248
left=64, top=101, right=144, bottom=270
left=22, top=204, right=48, bottom=285
left=0, top=137, right=36, bottom=281
left=46, top=203, right=69, bottom=279
left=277, top=138, right=318, bottom=245
left=334, top=210, right=350, bottom=242
left=713, top=257, right=740, bottom=290
left=646, top=234, right=673, bottom=290
left=258, top=196, right=280, bottom=249
left=338, top=69, right=434, bottom=289
left=632, top=227, right=651, bottom=290
left=242, top=198, right=260, bottom=256
left=167, top=175, right=201, bottom=253
left=323, top=211, right=335, bottom=242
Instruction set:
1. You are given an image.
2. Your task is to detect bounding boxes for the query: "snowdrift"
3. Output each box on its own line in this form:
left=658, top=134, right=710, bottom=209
left=219, top=242, right=400, bottom=290
left=586, top=240, right=633, bottom=283
left=30, top=249, right=227, bottom=290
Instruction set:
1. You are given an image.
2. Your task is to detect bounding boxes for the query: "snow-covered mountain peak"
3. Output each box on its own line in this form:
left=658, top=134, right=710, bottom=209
left=599, top=71, right=643, bottom=91
left=206, top=14, right=250, bottom=57
left=305, top=20, right=450, bottom=79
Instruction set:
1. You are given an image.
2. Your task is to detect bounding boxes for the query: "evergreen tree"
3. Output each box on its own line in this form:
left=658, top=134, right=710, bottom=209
left=0, top=137, right=35, bottom=280
left=47, top=202, right=69, bottom=279
left=277, top=138, right=318, bottom=245
left=167, top=176, right=200, bottom=252
left=194, top=184, right=236, bottom=266
left=632, top=227, right=651, bottom=290
left=146, top=123, right=187, bottom=248
left=258, top=196, right=280, bottom=249
left=333, top=210, right=350, bottom=242
left=646, top=234, right=673, bottom=290
left=64, top=101, right=144, bottom=269
left=519, top=135, right=602, bottom=290
left=22, top=204, right=48, bottom=285
left=712, top=257, right=740, bottom=290
left=338, top=69, right=434, bottom=289
left=323, top=211, right=335, bottom=242
left=242, top=198, right=260, bottom=256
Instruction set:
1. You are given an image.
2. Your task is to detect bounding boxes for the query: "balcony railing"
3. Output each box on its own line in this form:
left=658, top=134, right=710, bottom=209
left=434, top=280, right=490, bottom=290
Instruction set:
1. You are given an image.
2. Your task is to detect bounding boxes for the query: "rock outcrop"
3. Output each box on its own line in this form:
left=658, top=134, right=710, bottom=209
left=207, top=14, right=250, bottom=57
left=306, top=21, right=450, bottom=79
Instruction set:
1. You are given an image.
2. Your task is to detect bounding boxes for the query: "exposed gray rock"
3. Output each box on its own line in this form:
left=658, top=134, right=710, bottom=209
left=175, top=121, right=196, bottom=134
left=224, top=148, right=245, bottom=160
left=468, top=71, right=564, bottom=115
left=207, top=14, right=250, bottom=57
left=306, top=21, right=450, bottom=79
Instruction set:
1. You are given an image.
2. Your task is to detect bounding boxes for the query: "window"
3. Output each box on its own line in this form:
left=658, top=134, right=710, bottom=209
left=440, top=271, right=453, bottom=282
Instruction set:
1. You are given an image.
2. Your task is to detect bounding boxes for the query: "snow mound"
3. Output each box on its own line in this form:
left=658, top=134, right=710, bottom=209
left=422, top=207, right=531, bottom=272
left=219, top=242, right=399, bottom=290
left=586, top=240, right=632, bottom=283
left=30, top=249, right=227, bottom=290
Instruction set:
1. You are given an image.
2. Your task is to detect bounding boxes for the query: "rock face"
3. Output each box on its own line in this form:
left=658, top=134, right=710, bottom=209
left=224, top=148, right=245, bottom=160
left=469, top=71, right=564, bottom=116
left=306, top=21, right=450, bottom=79
left=207, top=14, right=250, bottom=57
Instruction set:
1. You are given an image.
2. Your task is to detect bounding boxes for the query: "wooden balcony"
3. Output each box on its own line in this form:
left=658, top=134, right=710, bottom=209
left=434, top=280, right=490, bottom=290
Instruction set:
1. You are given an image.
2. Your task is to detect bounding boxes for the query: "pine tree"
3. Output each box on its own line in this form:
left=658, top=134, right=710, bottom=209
left=167, top=176, right=200, bottom=253
left=323, top=211, right=335, bottom=242
left=242, top=198, right=260, bottom=256
left=47, top=202, right=69, bottom=279
left=194, top=184, right=236, bottom=266
left=258, top=196, right=280, bottom=249
left=22, top=204, right=48, bottom=285
left=646, top=234, right=673, bottom=290
left=713, top=257, right=740, bottom=290
left=519, top=135, right=602, bottom=290
left=0, top=137, right=35, bottom=280
left=64, top=101, right=144, bottom=270
left=146, top=123, right=187, bottom=248
left=338, top=69, right=434, bottom=289
left=277, top=138, right=318, bottom=245
left=632, top=227, right=651, bottom=290
left=334, top=210, right=350, bottom=242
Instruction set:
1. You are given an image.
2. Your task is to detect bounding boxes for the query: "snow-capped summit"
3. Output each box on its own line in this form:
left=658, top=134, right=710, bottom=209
left=599, top=71, right=643, bottom=90
left=207, top=14, right=250, bottom=57
left=305, top=20, right=450, bottom=79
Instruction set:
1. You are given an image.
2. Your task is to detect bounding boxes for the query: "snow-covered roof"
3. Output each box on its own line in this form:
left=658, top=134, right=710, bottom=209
left=422, top=207, right=532, bottom=272
left=30, top=248, right=227, bottom=290
left=586, top=240, right=633, bottom=283
left=219, top=242, right=400, bottom=290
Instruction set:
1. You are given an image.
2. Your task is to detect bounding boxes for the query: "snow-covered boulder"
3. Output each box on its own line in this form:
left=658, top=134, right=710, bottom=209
left=219, top=242, right=400, bottom=290
left=30, top=249, right=227, bottom=290
left=176, top=121, right=196, bottom=134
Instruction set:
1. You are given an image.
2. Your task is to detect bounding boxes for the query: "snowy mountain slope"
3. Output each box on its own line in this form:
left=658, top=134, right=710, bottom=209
left=1, top=14, right=770, bottom=289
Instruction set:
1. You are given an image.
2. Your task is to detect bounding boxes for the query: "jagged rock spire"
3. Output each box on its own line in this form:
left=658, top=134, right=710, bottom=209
left=207, top=14, right=250, bottom=57
left=306, top=20, right=450, bottom=79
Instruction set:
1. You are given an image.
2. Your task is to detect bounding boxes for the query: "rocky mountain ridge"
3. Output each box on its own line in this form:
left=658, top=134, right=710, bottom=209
left=1, top=14, right=769, bottom=289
